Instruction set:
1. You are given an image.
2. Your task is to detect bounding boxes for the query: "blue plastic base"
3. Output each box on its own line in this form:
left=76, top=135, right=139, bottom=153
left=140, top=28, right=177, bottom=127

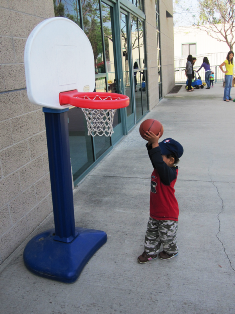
left=23, top=228, right=107, bottom=283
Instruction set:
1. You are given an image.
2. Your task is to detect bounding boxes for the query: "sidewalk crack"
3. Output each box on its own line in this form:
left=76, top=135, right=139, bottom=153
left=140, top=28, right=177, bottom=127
left=211, top=179, right=235, bottom=272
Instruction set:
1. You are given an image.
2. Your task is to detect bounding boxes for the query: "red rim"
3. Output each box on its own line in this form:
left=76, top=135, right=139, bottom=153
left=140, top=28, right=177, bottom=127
left=59, top=90, right=129, bottom=109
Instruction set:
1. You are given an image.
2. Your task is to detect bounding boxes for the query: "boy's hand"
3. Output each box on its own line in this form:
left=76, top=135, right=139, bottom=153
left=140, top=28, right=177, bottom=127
left=144, top=131, right=161, bottom=148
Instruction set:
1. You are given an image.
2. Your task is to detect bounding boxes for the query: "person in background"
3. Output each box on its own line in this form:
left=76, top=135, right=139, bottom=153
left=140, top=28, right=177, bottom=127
left=134, top=62, right=138, bottom=92
left=185, top=55, right=193, bottom=92
left=196, top=57, right=211, bottom=89
left=192, top=57, right=197, bottom=79
left=219, top=51, right=234, bottom=102
left=209, top=71, right=214, bottom=87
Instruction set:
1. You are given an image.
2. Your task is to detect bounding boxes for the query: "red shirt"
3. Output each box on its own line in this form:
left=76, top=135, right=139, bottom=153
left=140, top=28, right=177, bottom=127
left=147, top=145, right=179, bottom=221
left=150, top=168, right=179, bottom=221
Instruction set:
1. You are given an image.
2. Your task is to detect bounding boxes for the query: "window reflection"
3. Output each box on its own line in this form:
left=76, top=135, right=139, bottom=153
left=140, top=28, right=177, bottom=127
left=121, top=14, right=131, bottom=116
left=101, top=2, right=121, bottom=128
left=95, top=77, right=106, bottom=92
left=94, top=136, right=111, bottom=159
left=54, top=0, right=80, bottom=25
left=82, top=0, right=105, bottom=73
left=137, top=0, right=142, bottom=10
left=102, top=3, right=116, bottom=92
left=139, top=20, right=147, bottom=115
left=68, top=107, right=93, bottom=182
left=131, top=16, right=147, bottom=121
left=156, top=0, right=162, bottom=99
left=125, top=0, right=142, bottom=10
left=132, top=16, right=141, bottom=120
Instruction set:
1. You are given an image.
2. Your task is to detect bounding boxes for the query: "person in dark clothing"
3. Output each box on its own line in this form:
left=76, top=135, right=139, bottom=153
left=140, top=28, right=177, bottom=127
left=192, top=57, right=197, bottom=79
left=138, top=132, right=184, bottom=263
left=134, top=62, right=138, bottom=92
left=185, top=55, right=193, bottom=91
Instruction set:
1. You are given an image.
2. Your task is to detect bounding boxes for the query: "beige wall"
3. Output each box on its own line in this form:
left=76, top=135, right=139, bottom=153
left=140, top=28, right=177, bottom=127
left=159, top=0, right=175, bottom=96
left=0, top=1, right=54, bottom=264
left=145, top=0, right=159, bottom=110
left=145, top=0, right=174, bottom=108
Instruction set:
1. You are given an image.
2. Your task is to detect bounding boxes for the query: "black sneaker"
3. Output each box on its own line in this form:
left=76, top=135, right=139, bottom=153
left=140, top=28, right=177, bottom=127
left=137, top=251, right=158, bottom=264
left=159, top=251, right=178, bottom=260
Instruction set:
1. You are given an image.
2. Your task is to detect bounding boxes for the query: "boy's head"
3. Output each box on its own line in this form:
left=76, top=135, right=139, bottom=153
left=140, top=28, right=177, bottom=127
left=159, top=138, right=183, bottom=166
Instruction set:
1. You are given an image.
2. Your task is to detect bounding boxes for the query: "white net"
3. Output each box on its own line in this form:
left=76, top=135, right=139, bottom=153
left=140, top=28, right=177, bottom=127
left=78, top=94, right=122, bottom=137
left=81, top=108, right=116, bottom=137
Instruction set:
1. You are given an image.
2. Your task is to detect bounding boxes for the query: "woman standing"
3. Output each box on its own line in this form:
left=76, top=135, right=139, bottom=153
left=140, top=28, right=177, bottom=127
left=219, top=51, right=234, bottom=102
left=196, top=57, right=211, bottom=89
left=185, top=55, right=193, bottom=92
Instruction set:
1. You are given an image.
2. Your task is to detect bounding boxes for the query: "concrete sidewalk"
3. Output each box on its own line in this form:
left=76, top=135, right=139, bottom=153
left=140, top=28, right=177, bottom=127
left=1, top=83, right=235, bottom=314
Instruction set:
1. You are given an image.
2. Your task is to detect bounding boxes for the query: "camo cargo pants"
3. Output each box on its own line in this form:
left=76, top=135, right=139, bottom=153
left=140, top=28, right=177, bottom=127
left=144, top=217, right=178, bottom=255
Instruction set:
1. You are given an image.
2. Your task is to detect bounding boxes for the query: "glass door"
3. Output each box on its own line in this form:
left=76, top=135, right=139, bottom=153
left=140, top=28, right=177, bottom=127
left=131, top=16, right=147, bottom=122
left=101, top=2, right=124, bottom=144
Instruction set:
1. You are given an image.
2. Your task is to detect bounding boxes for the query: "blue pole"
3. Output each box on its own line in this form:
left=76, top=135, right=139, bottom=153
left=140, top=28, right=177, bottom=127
left=43, top=108, right=76, bottom=243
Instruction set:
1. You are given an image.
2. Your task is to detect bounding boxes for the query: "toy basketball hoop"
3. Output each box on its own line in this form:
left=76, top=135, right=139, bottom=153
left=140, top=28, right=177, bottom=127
left=59, top=90, right=129, bottom=137
left=23, top=17, right=129, bottom=283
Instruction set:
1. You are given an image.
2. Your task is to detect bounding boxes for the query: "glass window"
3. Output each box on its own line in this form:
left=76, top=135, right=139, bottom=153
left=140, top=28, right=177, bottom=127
left=182, top=43, right=196, bottom=56
left=132, top=16, right=141, bottom=120
left=190, top=44, right=196, bottom=55
left=136, top=0, right=142, bottom=11
left=94, top=136, right=111, bottom=159
left=54, top=0, right=80, bottom=25
left=95, top=77, right=106, bottom=92
left=82, top=0, right=105, bottom=73
left=101, top=3, right=116, bottom=89
left=101, top=2, right=121, bottom=128
left=125, top=0, right=142, bottom=10
left=68, top=107, right=94, bottom=182
left=131, top=16, right=147, bottom=121
left=138, top=20, right=147, bottom=115
left=182, top=44, right=188, bottom=56
left=121, top=13, right=131, bottom=116
left=156, top=0, right=162, bottom=100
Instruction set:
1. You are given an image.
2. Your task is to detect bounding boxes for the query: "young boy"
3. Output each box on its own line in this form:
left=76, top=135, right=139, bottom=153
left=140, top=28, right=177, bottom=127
left=138, top=131, right=183, bottom=263
left=209, top=71, right=214, bottom=87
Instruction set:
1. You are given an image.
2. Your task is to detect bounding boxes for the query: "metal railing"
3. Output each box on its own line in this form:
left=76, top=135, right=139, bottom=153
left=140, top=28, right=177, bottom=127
left=175, top=65, right=225, bottom=84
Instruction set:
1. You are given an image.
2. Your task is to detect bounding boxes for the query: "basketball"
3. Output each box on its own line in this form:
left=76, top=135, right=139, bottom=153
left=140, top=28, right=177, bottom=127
left=139, top=119, right=163, bottom=139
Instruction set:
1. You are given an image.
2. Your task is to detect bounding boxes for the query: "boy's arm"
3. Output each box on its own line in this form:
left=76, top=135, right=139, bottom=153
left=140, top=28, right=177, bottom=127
left=148, top=146, right=177, bottom=185
left=144, top=131, right=176, bottom=185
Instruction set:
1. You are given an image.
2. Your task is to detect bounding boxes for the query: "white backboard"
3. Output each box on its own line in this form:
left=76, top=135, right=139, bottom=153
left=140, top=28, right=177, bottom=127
left=24, top=17, right=95, bottom=110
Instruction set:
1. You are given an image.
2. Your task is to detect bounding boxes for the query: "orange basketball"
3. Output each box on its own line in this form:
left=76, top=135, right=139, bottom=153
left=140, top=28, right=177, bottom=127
left=139, top=119, right=163, bottom=139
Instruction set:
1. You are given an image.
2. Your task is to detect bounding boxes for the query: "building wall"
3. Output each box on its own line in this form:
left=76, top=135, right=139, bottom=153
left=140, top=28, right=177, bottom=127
left=174, top=25, right=230, bottom=68
left=159, top=0, right=175, bottom=96
left=174, top=25, right=230, bottom=83
left=0, top=1, right=54, bottom=264
left=145, top=0, right=175, bottom=106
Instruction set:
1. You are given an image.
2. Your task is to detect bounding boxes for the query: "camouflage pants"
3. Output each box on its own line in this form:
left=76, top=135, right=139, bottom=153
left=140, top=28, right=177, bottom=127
left=144, top=217, right=178, bottom=255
